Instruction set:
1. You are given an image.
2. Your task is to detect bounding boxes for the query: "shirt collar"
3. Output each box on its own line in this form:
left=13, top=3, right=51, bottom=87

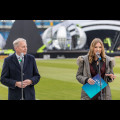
left=15, top=53, right=24, bottom=59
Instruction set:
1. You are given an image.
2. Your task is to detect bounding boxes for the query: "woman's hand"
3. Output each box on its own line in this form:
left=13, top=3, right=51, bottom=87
left=105, top=74, right=116, bottom=81
left=88, top=78, right=95, bottom=85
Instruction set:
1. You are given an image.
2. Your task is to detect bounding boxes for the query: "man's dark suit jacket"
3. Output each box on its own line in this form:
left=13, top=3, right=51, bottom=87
left=1, top=53, right=40, bottom=100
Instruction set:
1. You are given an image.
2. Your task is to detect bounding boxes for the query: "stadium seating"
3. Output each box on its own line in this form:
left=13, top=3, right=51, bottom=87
left=0, top=20, right=62, bottom=42
left=0, top=20, right=61, bottom=28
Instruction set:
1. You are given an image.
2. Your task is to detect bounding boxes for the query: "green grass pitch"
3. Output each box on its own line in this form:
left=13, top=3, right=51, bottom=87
left=0, top=57, right=119, bottom=100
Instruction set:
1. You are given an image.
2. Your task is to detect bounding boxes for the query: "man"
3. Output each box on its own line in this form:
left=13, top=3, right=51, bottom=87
left=1, top=38, right=40, bottom=100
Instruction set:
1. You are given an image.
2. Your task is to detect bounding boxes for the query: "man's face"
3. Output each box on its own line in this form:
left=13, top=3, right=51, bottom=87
left=15, top=41, right=27, bottom=56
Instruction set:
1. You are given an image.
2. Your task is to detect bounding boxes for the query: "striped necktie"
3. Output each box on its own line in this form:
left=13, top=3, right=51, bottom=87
left=18, top=56, right=24, bottom=64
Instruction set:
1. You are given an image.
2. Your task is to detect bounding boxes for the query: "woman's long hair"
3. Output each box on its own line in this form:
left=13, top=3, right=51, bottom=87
left=88, top=38, right=106, bottom=64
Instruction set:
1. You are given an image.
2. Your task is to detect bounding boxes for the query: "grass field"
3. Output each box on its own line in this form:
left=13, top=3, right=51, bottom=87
left=0, top=57, right=120, bottom=100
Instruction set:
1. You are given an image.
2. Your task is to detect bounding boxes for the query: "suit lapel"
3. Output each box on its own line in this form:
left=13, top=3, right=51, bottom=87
left=23, top=54, right=28, bottom=72
left=12, top=53, right=28, bottom=72
left=12, top=53, right=21, bottom=71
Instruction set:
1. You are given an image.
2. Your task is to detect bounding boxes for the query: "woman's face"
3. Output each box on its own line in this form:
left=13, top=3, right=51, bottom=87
left=94, top=42, right=102, bottom=55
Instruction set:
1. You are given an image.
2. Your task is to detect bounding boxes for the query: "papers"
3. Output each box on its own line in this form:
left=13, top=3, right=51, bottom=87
left=82, top=74, right=107, bottom=99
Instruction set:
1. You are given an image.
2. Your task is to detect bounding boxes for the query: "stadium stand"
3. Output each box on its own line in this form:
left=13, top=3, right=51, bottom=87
left=0, top=20, right=62, bottom=41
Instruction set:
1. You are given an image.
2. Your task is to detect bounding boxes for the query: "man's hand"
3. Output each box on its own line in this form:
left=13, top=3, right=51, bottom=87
left=15, top=79, right=32, bottom=88
left=23, top=79, right=33, bottom=86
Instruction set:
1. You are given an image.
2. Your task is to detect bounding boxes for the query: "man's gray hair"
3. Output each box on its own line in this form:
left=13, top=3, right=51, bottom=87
left=13, top=38, right=26, bottom=47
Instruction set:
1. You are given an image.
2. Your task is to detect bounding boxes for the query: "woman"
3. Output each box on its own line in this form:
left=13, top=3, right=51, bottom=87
left=76, top=38, right=116, bottom=100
